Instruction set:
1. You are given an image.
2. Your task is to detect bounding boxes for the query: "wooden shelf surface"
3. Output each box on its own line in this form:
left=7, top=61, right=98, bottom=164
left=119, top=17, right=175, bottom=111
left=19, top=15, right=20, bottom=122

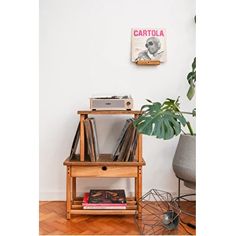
left=64, top=154, right=145, bottom=166
left=70, top=209, right=136, bottom=215
left=136, top=60, right=160, bottom=65
left=70, top=197, right=137, bottom=215
left=78, top=110, right=142, bottom=115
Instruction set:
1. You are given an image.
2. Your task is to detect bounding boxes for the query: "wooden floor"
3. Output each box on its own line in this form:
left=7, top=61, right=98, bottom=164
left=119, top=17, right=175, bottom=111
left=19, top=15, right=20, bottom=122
left=39, top=201, right=196, bottom=235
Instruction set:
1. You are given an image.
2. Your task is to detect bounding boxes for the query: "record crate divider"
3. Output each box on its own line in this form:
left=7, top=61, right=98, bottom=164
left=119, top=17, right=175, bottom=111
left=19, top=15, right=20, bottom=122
left=63, top=110, right=146, bottom=219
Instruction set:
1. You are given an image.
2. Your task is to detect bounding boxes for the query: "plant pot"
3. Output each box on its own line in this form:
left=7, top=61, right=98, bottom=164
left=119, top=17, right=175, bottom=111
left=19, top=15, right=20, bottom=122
left=172, top=134, right=196, bottom=189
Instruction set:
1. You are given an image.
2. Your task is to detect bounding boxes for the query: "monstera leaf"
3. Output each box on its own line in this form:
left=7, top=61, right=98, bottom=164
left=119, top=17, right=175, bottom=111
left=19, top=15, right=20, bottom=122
left=133, top=98, right=187, bottom=140
left=187, top=57, right=196, bottom=100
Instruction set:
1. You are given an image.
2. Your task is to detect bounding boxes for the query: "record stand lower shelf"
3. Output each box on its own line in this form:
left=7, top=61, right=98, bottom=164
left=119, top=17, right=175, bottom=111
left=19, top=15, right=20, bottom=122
left=63, top=155, right=146, bottom=219
left=71, top=196, right=137, bottom=215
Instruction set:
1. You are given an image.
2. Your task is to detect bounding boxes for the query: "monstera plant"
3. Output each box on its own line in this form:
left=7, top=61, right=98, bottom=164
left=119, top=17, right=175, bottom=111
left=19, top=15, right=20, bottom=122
left=133, top=97, right=195, bottom=140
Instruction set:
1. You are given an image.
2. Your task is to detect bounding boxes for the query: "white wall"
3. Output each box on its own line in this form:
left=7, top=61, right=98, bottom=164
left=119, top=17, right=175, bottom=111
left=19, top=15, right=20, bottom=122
left=39, top=0, right=196, bottom=200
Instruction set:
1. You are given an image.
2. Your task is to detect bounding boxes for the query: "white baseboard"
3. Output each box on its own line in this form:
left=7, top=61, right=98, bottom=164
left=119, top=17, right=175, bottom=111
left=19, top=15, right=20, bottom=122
left=39, top=191, right=66, bottom=201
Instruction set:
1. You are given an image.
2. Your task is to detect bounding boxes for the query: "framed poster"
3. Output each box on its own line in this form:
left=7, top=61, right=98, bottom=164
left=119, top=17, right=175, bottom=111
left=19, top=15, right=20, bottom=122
left=131, top=28, right=167, bottom=63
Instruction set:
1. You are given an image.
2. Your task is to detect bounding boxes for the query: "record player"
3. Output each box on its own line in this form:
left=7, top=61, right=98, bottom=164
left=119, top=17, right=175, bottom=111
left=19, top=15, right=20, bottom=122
left=90, top=95, right=133, bottom=110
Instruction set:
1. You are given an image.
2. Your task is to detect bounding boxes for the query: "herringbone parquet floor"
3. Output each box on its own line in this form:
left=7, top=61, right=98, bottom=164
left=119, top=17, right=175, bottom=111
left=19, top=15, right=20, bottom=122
left=39, top=201, right=196, bottom=235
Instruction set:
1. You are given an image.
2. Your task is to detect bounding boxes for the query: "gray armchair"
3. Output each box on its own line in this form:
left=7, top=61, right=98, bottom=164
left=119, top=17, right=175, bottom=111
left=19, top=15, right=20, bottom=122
left=172, top=134, right=196, bottom=196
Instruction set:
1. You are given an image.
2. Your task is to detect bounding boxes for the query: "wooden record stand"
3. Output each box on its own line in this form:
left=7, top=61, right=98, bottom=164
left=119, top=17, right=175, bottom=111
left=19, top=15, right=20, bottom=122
left=63, top=110, right=146, bottom=219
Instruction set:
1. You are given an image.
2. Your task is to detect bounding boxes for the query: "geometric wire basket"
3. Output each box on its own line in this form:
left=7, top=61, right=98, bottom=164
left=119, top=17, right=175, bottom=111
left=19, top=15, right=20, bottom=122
left=135, top=189, right=181, bottom=235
